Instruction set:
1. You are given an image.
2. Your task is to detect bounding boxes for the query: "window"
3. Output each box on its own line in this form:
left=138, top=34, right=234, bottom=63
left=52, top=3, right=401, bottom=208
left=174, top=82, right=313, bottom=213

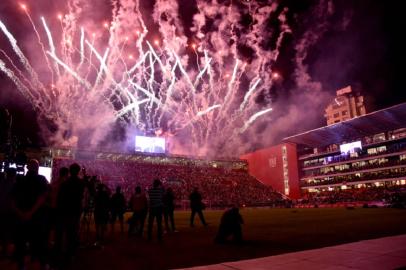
left=377, top=146, right=387, bottom=153
left=368, top=148, right=377, bottom=155
left=350, top=152, right=359, bottom=158
left=373, top=133, right=386, bottom=142
left=341, top=111, right=348, bottom=116
left=392, top=128, right=406, bottom=139
left=333, top=113, right=340, bottom=118
left=378, top=158, right=388, bottom=165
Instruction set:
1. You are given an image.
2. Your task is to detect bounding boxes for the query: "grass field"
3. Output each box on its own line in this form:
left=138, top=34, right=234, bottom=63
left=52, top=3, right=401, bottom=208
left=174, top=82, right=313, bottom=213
left=2, top=207, right=406, bottom=270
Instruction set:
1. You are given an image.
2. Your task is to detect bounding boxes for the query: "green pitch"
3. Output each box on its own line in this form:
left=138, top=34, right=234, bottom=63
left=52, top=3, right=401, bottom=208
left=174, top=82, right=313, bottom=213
left=1, top=207, right=405, bottom=270
left=73, top=208, right=406, bottom=270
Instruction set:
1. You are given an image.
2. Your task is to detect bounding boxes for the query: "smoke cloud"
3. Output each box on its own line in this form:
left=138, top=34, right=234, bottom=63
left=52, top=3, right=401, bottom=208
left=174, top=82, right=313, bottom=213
left=0, top=0, right=358, bottom=158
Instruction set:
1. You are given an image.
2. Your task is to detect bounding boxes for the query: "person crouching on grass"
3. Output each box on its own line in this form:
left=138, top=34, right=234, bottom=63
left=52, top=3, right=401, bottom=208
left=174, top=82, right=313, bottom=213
left=214, top=207, right=244, bottom=244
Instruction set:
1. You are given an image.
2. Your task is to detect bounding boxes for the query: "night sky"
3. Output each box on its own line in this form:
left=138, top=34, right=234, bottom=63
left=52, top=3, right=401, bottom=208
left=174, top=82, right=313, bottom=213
left=0, top=0, right=405, bottom=150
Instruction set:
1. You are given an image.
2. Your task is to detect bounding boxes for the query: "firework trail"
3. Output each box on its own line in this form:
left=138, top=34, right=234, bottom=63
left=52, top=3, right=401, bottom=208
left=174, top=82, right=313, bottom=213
left=0, top=0, right=331, bottom=157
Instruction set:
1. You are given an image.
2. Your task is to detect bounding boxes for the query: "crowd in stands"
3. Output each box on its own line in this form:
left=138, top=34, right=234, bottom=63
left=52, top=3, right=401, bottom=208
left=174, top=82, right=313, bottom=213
left=52, top=158, right=282, bottom=208
left=298, top=186, right=406, bottom=206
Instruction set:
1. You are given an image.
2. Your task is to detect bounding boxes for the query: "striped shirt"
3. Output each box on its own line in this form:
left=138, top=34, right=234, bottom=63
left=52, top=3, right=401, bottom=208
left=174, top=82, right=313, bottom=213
left=148, top=187, right=164, bottom=208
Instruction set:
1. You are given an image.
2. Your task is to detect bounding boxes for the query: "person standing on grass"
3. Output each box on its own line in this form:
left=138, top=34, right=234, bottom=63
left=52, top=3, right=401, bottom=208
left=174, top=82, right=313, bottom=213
left=110, top=186, right=126, bottom=234
left=189, top=187, right=208, bottom=227
left=11, top=159, right=49, bottom=270
left=94, top=184, right=110, bottom=246
left=56, top=163, right=84, bottom=264
left=147, top=179, right=165, bottom=241
left=128, top=186, right=148, bottom=237
left=0, top=168, right=16, bottom=257
left=163, top=187, right=177, bottom=233
left=49, top=167, right=69, bottom=244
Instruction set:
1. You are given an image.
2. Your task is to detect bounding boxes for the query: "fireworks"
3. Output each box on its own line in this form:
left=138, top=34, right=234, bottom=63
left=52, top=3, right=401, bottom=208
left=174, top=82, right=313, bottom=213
left=0, top=0, right=288, bottom=157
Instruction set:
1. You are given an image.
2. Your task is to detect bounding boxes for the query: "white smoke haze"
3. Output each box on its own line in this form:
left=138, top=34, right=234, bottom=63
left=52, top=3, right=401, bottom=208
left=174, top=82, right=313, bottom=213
left=0, top=0, right=347, bottom=158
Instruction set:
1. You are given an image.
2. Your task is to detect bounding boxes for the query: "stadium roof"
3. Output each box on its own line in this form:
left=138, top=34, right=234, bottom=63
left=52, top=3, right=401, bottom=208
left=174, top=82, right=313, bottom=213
left=283, top=102, right=406, bottom=147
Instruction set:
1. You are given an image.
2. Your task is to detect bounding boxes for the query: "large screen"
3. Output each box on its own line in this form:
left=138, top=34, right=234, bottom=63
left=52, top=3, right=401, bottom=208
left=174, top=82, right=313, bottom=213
left=340, top=141, right=362, bottom=154
left=135, top=136, right=166, bottom=153
left=39, top=166, right=52, bottom=182
left=1, top=163, right=52, bottom=182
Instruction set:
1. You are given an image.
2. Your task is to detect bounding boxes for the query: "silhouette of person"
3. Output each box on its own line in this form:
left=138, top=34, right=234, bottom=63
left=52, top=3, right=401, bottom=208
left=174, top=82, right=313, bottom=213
left=56, top=163, right=85, bottom=263
left=147, top=179, right=164, bottom=241
left=11, top=159, right=49, bottom=270
left=0, top=168, right=16, bottom=256
left=163, top=187, right=177, bottom=232
left=189, top=187, right=208, bottom=227
left=48, top=166, right=68, bottom=267
left=110, top=186, right=126, bottom=234
left=214, top=207, right=244, bottom=244
left=49, top=167, right=68, bottom=233
left=128, top=186, right=148, bottom=237
left=94, top=184, right=110, bottom=246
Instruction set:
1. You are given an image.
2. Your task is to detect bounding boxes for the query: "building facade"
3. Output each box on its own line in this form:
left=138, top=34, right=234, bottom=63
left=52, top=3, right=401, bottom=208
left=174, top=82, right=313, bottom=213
left=297, top=129, right=406, bottom=193
left=325, top=86, right=366, bottom=125
left=286, top=103, right=406, bottom=196
left=242, top=103, right=406, bottom=199
left=240, top=143, right=301, bottom=199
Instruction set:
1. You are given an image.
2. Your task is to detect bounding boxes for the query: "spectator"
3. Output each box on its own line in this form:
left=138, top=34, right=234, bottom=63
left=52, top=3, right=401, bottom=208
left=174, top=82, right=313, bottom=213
left=128, top=186, right=148, bottom=237
left=0, top=168, right=16, bottom=257
left=94, top=184, right=110, bottom=246
left=56, top=163, right=85, bottom=265
left=163, top=187, right=177, bottom=233
left=48, top=167, right=69, bottom=245
left=189, top=187, right=208, bottom=227
left=110, top=186, right=126, bottom=234
left=147, top=179, right=164, bottom=241
left=215, top=207, right=244, bottom=244
left=11, top=159, right=49, bottom=270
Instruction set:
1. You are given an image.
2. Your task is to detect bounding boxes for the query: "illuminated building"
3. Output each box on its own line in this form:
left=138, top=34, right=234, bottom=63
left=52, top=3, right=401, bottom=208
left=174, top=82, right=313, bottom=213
left=324, top=86, right=366, bottom=125
left=242, top=103, right=406, bottom=198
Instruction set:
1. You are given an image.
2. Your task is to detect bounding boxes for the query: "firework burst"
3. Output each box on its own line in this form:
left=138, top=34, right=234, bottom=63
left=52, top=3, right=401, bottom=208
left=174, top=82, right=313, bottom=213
left=0, top=0, right=291, bottom=157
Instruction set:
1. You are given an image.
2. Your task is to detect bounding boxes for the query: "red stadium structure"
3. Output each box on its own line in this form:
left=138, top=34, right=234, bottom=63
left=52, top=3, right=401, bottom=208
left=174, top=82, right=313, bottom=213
left=240, top=143, right=300, bottom=199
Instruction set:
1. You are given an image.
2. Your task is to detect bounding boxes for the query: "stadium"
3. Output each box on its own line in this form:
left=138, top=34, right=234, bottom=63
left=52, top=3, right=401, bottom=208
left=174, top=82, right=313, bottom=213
left=1, top=103, right=406, bottom=269
left=3, top=103, right=406, bottom=207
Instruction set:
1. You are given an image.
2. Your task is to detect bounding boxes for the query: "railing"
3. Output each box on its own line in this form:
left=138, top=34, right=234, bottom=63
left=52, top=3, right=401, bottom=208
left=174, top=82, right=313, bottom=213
left=301, top=144, right=406, bottom=169
left=301, top=160, right=406, bottom=179
left=298, top=136, right=406, bottom=161
left=300, top=174, right=406, bottom=188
